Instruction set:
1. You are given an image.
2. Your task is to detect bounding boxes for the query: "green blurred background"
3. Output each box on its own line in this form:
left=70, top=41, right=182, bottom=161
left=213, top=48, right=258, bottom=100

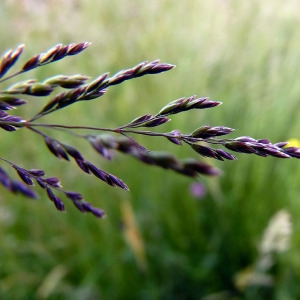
left=1, top=0, right=300, bottom=299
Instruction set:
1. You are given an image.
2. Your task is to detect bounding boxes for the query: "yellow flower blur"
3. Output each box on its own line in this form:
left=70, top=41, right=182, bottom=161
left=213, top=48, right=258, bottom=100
left=286, top=138, right=300, bottom=148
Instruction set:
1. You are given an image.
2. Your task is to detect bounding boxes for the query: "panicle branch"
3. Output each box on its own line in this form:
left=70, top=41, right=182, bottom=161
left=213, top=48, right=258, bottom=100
left=21, top=42, right=91, bottom=72
left=31, top=60, right=175, bottom=120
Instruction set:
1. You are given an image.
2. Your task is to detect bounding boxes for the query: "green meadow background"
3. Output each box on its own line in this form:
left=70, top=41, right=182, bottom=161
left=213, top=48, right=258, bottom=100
left=1, top=0, right=300, bottom=299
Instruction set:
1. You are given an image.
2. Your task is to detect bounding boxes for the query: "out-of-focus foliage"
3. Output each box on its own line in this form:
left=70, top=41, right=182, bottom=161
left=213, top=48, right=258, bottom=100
left=1, top=0, right=300, bottom=299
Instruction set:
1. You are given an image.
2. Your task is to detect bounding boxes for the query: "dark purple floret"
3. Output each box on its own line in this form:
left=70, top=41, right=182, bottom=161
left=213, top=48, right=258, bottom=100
left=0, top=167, right=12, bottom=190
left=52, top=46, right=69, bottom=61
left=53, top=195, right=65, bottom=212
left=129, top=114, right=153, bottom=126
left=15, top=168, right=34, bottom=185
left=195, top=99, right=222, bottom=109
left=45, top=187, right=65, bottom=211
left=5, top=115, right=24, bottom=123
left=192, top=125, right=234, bottom=138
left=88, top=136, right=114, bottom=160
left=83, top=88, right=107, bottom=101
left=65, top=191, right=84, bottom=201
left=143, top=116, right=170, bottom=127
left=45, top=137, right=69, bottom=161
left=182, top=159, right=221, bottom=176
left=62, top=144, right=84, bottom=161
left=284, top=147, right=300, bottom=158
left=261, top=149, right=289, bottom=158
left=75, top=159, right=90, bottom=174
left=80, top=202, right=106, bottom=218
left=137, top=152, right=180, bottom=169
left=45, top=177, right=61, bottom=188
left=85, top=161, right=110, bottom=183
left=36, top=178, right=46, bottom=188
left=215, top=149, right=237, bottom=160
left=148, top=62, right=175, bottom=74
left=46, top=187, right=56, bottom=202
left=85, top=73, right=108, bottom=94
left=11, top=181, right=38, bottom=199
left=190, top=144, right=222, bottom=160
left=67, top=42, right=91, bottom=56
left=257, top=139, right=271, bottom=144
left=0, top=102, right=14, bottom=110
left=0, top=124, right=18, bottom=131
left=72, top=200, right=84, bottom=212
left=7, top=98, right=27, bottom=106
left=22, top=55, right=40, bottom=71
left=274, top=142, right=289, bottom=148
left=0, top=110, right=9, bottom=118
left=0, top=45, right=24, bottom=77
left=109, top=174, right=129, bottom=190
left=28, top=169, right=45, bottom=177
left=225, top=141, right=257, bottom=154
left=167, top=136, right=182, bottom=145
left=235, top=136, right=257, bottom=143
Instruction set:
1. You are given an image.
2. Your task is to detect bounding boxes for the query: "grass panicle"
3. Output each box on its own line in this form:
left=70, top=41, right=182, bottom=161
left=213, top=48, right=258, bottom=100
left=0, top=42, right=299, bottom=218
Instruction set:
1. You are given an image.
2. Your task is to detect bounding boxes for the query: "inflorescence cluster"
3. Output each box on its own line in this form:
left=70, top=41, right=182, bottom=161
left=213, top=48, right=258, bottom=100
left=0, top=42, right=299, bottom=218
